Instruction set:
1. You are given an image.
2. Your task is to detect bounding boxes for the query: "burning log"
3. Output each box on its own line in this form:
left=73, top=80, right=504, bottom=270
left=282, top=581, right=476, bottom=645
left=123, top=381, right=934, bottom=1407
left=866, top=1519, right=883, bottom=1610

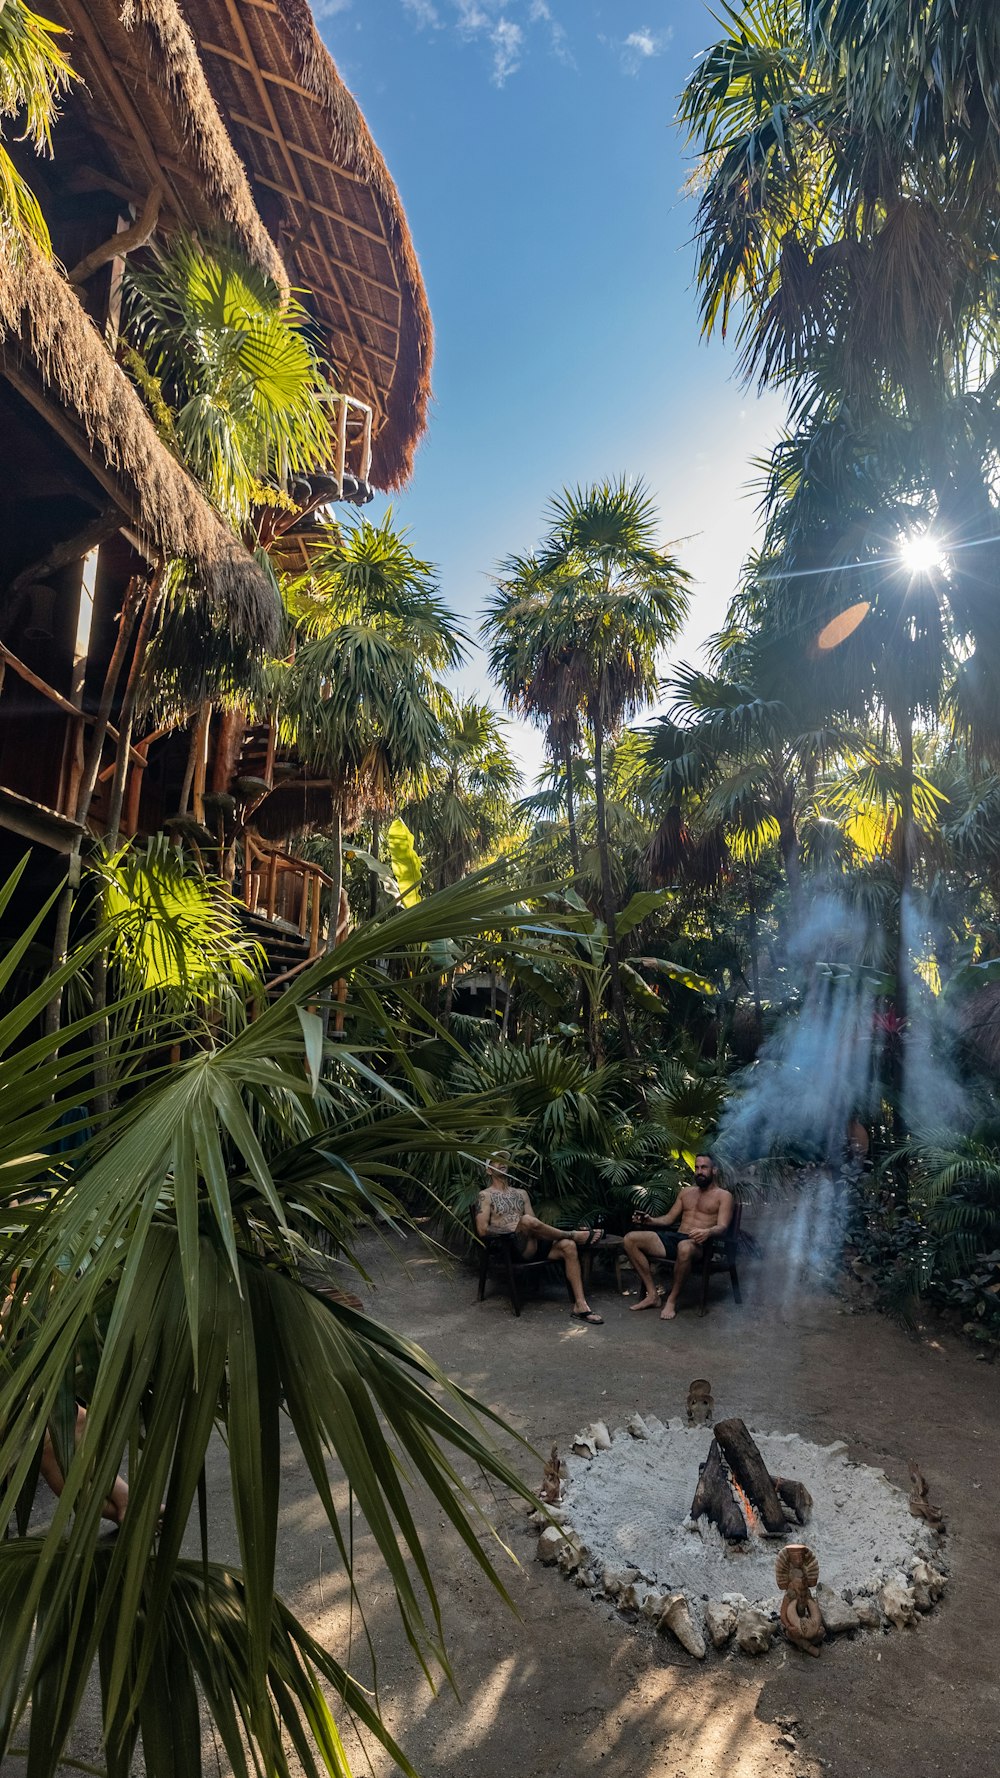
left=713, top=1419, right=788, bottom=1535
left=773, top=1474, right=813, bottom=1526
left=691, top=1419, right=804, bottom=1541
left=690, top=1439, right=750, bottom=1541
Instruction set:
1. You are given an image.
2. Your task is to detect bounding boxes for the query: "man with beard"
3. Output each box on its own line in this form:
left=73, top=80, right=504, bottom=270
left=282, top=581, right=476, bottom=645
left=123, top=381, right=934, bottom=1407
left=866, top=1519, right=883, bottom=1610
left=623, top=1153, right=733, bottom=1321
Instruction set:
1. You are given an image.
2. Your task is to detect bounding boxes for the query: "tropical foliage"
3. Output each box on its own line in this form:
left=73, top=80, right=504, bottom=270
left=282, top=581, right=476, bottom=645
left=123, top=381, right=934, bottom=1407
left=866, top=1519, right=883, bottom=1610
left=0, top=865, right=552, bottom=1776
left=0, top=2, right=75, bottom=255
left=125, top=233, right=332, bottom=530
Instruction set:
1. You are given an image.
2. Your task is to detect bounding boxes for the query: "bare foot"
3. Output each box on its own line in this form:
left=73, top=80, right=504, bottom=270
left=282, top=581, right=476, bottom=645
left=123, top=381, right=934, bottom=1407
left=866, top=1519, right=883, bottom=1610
left=660, top=1301, right=678, bottom=1321
left=630, top=1294, right=660, bottom=1312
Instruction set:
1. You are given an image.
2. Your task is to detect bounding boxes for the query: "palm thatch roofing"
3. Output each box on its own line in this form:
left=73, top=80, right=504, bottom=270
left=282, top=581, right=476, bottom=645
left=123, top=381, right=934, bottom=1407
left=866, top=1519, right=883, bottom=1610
left=47, top=0, right=286, bottom=287
left=252, top=775, right=335, bottom=842
left=181, top=0, right=433, bottom=488
left=0, top=243, right=280, bottom=646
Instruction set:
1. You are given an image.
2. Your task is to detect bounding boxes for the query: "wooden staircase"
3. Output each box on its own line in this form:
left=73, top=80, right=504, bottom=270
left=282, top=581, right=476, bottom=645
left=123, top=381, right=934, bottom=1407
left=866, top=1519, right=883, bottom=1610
left=239, top=904, right=313, bottom=996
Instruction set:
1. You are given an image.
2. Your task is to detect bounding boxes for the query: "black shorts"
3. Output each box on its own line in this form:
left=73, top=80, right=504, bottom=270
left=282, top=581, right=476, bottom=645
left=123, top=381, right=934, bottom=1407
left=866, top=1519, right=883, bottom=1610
left=515, top=1233, right=553, bottom=1260
left=656, top=1231, right=686, bottom=1260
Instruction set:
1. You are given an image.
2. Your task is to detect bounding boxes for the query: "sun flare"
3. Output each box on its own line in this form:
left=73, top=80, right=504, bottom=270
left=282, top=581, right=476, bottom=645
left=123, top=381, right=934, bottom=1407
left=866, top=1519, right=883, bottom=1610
left=899, top=532, right=945, bottom=576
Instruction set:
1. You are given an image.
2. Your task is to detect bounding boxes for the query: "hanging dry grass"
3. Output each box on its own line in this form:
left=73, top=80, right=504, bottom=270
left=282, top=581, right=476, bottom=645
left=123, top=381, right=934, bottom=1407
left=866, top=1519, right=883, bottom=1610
left=114, top=0, right=288, bottom=291
left=0, top=241, right=280, bottom=646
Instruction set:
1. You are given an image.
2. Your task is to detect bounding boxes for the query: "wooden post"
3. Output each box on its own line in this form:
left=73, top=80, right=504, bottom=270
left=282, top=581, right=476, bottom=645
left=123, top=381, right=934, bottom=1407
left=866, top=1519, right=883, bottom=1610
left=335, top=393, right=349, bottom=497
left=212, top=706, right=245, bottom=794
left=298, top=869, right=309, bottom=939
left=360, top=403, right=373, bottom=485
left=309, top=871, right=321, bottom=956
left=266, top=849, right=279, bottom=921
left=192, top=703, right=210, bottom=824
left=124, top=736, right=149, bottom=836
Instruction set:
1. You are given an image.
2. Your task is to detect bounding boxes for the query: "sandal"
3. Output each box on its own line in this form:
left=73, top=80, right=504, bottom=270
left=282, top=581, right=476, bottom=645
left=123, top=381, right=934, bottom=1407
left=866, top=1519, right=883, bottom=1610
left=581, top=1226, right=605, bottom=1247
left=571, top=1309, right=604, bottom=1325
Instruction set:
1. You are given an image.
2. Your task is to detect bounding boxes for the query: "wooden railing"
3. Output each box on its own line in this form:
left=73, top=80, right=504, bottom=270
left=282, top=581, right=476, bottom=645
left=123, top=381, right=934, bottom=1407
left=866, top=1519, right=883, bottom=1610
left=0, top=642, right=147, bottom=833
left=242, top=831, right=334, bottom=960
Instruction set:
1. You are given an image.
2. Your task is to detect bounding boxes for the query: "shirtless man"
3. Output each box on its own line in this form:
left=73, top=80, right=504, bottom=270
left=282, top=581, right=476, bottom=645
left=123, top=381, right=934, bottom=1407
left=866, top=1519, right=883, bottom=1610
left=475, top=1154, right=605, bottom=1325
left=623, top=1153, right=733, bottom=1321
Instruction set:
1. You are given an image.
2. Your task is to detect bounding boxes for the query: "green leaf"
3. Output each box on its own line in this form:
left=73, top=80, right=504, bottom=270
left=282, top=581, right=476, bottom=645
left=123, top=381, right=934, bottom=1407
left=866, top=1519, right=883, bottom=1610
left=385, top=819, right=423, bottom=906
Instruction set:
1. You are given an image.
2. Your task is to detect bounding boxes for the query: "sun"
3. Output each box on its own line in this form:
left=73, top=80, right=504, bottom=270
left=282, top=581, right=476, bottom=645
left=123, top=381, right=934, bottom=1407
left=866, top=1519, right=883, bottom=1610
left=899, top=531, right=945, bottom=576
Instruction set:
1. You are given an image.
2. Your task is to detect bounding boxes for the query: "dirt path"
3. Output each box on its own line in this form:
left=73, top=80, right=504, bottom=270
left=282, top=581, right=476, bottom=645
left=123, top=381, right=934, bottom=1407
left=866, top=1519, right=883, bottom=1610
left=255, top=1228, right=996, bottom=1778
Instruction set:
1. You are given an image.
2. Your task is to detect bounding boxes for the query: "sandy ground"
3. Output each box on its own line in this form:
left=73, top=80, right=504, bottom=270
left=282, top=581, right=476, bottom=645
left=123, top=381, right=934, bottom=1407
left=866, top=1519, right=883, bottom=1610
left=65, top=1222, right=997, bottom=1778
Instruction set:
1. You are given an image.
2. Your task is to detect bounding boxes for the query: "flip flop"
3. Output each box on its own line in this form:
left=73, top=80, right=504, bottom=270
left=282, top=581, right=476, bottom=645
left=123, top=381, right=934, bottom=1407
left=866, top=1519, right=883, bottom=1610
left=571, top=1309, right=604, bottom=1325
left=581, top=1227, right=605, bottom=1247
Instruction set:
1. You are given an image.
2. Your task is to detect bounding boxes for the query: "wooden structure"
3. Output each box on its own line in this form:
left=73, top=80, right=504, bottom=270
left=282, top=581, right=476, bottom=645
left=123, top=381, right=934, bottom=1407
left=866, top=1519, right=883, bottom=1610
left=0, top=0, right=432, bottom=962
left=184, top=0, right=433, bottom=492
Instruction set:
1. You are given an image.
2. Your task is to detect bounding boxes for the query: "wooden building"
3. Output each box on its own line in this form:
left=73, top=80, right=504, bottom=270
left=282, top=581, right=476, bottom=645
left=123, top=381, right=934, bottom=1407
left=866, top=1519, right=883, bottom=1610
left=0, top=0, right=431, bottom=956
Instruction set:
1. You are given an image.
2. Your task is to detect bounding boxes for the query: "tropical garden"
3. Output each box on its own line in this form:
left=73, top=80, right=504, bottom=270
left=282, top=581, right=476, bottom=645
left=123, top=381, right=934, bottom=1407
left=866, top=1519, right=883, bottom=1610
left=2, top=1, right=1000, bottom=1774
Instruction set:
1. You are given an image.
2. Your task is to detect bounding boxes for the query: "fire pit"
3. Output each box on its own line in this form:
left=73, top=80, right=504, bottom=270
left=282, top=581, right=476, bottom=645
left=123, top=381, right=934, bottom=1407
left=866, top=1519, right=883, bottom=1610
left=533, top=1408, right=948, bottom=1658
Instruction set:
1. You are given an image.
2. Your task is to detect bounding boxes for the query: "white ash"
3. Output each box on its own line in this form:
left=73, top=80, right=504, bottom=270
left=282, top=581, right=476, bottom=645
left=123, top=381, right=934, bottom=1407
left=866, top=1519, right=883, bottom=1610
left=562, top=1418, right=939, bottom=1612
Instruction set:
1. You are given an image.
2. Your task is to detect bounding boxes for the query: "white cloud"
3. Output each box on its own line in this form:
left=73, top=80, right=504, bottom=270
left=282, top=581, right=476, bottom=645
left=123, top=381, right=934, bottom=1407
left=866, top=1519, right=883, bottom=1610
left=528, top=0, right=573, bottom=67
left=399, top=0, right=570, bottom=84
left=312, top=0, right=353, bottom=16
left=621, top=24, right=671, bottom=72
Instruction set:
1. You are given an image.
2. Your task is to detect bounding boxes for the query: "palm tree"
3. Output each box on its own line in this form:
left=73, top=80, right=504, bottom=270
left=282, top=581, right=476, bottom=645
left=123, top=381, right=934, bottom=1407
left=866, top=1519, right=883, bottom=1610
left=275, top=515, right=467, bottom=920
left=125, top=232, right=331, bottom=532
left=0, top=3, right=75, bottom=255
left=406, top=698, right=521, bottom=891
left=484, top=555, right=588, bottom=870
left=530, top=479, right=691, bottom=1048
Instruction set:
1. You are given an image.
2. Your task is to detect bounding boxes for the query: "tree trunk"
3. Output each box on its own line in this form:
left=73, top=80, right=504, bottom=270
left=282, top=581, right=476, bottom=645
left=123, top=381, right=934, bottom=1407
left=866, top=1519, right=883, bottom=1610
left=320, top=801, right=344, bottom=1037
left=45, top=573, right=146, bottom=1036
left=105, top=572, right=163, bottom=848
left=563, top=737, right=580, bottom=873
left=746, top=865, right=762, bottom=1039
left=592, top=704, right=633, bottom=1056
left=892, top=708, right=915, bottom=1195
left=368, top=814, right=381, bottom=918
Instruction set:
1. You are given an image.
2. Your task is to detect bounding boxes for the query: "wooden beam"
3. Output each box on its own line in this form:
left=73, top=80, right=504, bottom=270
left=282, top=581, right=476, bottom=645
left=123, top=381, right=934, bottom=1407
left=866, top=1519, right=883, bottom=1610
left=223, top=104, right=367, bottom=189
left=69, top=185, right=163, bottom=287
left=0, top=359, right=154, bottom=562
left=251, top=173, right=394, bottom=252
left=217, top=0, right=366, bottom=369
left=53, top=0, right=188, bottom=227
left=298, top=270, right=400, bottom=339
left=198, top=41, right=325, bottom=107
left=0, top=785, right=84, bottom=855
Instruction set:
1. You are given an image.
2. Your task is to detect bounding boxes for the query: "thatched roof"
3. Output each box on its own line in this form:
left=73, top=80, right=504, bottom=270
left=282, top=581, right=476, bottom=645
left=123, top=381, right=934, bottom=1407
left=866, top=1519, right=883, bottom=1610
left=0, top=243, right=280, bottom=647
left=252, top=776, right=335, bottom=842
left=48, top=0, right=286, bottom=287
left=182, top=0, right=433, bottom=488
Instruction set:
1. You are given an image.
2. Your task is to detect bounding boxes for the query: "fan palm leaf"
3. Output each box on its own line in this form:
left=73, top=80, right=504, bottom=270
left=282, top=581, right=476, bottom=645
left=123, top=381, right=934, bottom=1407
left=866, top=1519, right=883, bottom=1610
left=0, top=866, right=580, bottom=1775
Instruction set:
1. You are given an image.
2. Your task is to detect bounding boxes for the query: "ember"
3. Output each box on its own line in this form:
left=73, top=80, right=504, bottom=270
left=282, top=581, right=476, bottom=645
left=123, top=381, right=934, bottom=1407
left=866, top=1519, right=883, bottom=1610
left=690, top=1418, right=803, bottom=1541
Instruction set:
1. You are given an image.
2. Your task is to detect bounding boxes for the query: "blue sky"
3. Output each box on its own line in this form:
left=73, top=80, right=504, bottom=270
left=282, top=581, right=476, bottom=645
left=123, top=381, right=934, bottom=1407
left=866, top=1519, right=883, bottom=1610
left=316, top=0, right=784, bottom=784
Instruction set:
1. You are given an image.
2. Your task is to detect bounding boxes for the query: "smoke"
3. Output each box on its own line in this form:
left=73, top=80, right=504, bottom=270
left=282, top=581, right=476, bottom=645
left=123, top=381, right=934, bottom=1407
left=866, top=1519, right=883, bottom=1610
left=717, top=894, right=880, bottom=1168
left=899, top=892, right=973, bottom=1141
left=714, top=887, right=981, bottom=1302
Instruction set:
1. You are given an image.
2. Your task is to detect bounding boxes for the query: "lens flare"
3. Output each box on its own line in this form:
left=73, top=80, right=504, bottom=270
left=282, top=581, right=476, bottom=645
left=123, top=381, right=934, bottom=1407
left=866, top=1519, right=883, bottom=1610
left=816, top=601, right=871, bottom=650
left=899, top=532, right=944, bottom=576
